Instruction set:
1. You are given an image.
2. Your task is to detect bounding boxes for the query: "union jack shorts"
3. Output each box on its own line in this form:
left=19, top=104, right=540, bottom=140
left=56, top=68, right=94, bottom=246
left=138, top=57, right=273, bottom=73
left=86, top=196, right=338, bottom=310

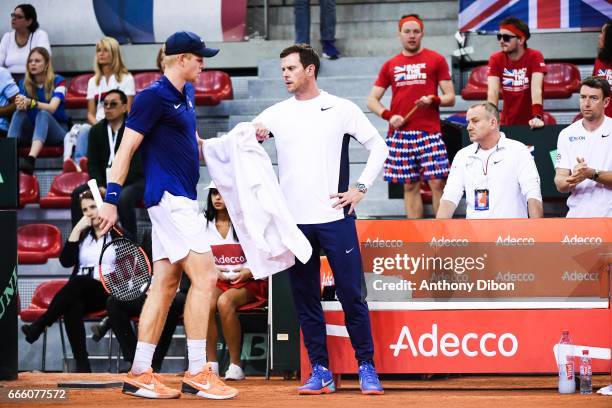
left=384, top=130, right=450, bottom=184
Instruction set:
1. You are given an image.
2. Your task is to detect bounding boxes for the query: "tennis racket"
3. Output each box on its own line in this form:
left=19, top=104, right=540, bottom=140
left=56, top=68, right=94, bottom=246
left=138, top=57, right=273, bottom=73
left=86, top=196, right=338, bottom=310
left=88, top=179, right=152, bottom=301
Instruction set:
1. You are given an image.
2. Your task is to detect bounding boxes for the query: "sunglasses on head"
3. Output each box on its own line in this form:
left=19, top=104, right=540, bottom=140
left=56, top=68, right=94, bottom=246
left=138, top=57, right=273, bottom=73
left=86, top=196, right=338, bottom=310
left=10, top=13, right=25, bottom=19
left=497, top=34, right=518, bottom=42
left=103, top=101, right=120, bottom=108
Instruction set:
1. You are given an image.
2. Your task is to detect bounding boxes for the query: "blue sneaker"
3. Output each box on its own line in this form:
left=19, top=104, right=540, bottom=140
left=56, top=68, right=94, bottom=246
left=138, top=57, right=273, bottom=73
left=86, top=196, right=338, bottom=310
left=358, top=361, right=384, bottom=395
left=321, top=40, right=340, bottom=60
left=298, top=364, right=335, bottom=395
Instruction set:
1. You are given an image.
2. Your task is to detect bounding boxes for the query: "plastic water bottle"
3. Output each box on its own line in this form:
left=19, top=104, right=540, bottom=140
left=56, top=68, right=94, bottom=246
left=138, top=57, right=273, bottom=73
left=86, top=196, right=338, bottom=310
left=558, top=330, right=576, bottom=394
left=579, top=350, right=592, bottom=394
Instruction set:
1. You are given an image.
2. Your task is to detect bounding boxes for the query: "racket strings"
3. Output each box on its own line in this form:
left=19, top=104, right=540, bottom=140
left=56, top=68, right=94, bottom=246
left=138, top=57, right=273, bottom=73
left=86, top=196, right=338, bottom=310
left=101, top=238, right=150, bottom=301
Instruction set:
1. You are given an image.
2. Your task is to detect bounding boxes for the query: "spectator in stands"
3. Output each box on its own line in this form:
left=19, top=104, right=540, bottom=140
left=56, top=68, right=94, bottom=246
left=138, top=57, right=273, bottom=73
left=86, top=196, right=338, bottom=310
left=69, top=89, right=144, bottom=239
left=8, top=47, right=69, bottom=174
left=437, top=102, right=543, bottom=219
left=294, top=0, right=340, bottom=59
left=0, top=4, right=50, bottom=78
left=487, top=17, right=547, bottom=129
left=104, top=273, right=190, bottom=373
left=65, top=37, right=135, bottom=170
left=593, top=20, right=612, bottom=118
left=0, top=66, right=18, bottom=137
left=203, top=182, right=267, bottom=381
left=368, top=14, right=456, bottom=219
left=554, top=76, right=612, bottom=217
left=21, top=190, right=115, bottom=372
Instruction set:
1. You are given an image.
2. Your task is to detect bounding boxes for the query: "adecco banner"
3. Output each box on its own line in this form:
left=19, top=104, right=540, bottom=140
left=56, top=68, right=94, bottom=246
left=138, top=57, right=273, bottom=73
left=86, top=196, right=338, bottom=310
left=300, top=309, right=611, bottom=375
left=321, top=218, right=612, bottom=299
left=0, top=0, right=247, bottom=44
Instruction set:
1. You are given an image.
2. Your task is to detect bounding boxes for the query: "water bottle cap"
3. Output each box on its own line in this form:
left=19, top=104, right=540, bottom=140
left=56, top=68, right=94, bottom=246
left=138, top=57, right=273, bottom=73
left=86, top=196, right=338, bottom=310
left=582, top=350, right=589, bottom=355
left=562, top=330, right=569, bottom=335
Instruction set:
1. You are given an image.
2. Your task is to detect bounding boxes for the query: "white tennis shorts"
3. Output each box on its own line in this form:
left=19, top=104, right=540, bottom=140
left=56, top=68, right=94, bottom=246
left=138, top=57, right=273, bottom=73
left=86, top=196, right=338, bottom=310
left=147, top=191, right=211, bottom=263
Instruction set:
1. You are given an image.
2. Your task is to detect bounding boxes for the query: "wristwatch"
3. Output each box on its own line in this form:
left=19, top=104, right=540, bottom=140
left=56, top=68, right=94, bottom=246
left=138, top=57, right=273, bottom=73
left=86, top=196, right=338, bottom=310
left=592, top=169, right=600, bottom=182
left=355, top=182, right=368, bottom=194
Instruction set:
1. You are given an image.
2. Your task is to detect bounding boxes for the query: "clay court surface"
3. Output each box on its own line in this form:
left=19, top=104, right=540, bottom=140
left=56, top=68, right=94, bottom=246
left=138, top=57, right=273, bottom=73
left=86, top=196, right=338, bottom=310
left=1, top=373, right=611, bottom=407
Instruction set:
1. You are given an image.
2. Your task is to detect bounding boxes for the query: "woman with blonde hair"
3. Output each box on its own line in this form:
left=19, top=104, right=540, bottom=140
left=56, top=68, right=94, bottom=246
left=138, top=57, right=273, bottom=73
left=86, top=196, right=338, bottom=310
left=8, top=46, right=69, bottom=174
left=66, top=36, right=135, bottom=170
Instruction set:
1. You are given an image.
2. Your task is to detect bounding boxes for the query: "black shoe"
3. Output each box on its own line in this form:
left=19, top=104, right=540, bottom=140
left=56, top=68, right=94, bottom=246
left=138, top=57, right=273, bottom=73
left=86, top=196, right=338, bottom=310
left=19, top=156, right=35, bottom=175
left=91, top=317, right=110, bottom=342
left=21, top=322, right=44, bottom=344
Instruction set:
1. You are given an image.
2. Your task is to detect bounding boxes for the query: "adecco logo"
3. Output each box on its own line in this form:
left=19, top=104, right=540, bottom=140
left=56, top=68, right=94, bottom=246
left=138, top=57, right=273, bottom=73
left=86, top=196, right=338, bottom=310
left=389, top=324, right=518, bottom=358
left=561, top=235, right=603, bottom=246
left=429, top=236, right=469, bottom=248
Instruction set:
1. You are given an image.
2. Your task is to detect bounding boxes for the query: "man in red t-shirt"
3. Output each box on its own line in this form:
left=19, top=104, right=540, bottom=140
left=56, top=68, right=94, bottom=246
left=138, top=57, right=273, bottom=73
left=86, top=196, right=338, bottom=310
left=487, top=17, right=547, bottom=128
left=593, top=20, right=612, bottom=118
left=368, top=14, right=455, bottom=219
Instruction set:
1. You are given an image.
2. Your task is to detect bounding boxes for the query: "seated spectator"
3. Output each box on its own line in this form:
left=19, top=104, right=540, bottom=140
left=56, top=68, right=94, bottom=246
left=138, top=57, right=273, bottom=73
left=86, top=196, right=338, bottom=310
left=0, top=4, right=50, bottom=78
left=21, top=190, right=116, bottom=372
left=487, top=17, right=546, bottom=129
left=554, top=77, right=612, bottom=217
left=70, top=89, right=144, bottom=240
left=102, top=272, right=190, bottom=372
left=66, top=37, right=135, bottom=168
left=8, top=47, right=69, bottom=174
left=436, top=103, right=543, bottom=219
left=0, top=66, right=18, bottom=137
left=204, top=182, right=268, bottom=380
left=593, top=20, right=612, bottom=118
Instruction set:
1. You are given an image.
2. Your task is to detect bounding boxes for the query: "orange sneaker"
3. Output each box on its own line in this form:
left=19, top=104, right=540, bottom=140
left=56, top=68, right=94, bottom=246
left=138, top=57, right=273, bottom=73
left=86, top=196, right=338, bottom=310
left=122, top=369, right=180, bottom=399
left=182, top=363, right=238, bottom=400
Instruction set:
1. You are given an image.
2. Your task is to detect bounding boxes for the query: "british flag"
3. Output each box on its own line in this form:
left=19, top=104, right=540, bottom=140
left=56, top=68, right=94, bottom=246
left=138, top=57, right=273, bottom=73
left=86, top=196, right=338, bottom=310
left=459, top=0, right=612, bottom=33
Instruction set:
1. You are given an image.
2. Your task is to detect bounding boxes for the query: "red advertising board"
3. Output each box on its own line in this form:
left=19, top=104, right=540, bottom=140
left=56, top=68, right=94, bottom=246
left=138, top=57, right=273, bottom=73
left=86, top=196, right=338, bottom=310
left=304, top=219, right=612, bottom=379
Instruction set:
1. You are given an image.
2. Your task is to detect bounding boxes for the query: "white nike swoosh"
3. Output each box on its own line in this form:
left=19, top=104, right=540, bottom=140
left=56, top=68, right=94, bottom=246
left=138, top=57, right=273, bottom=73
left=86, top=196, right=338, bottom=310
left=174, top=104, right=181, bottom=109
left=187, top=379, right=211, bottom=390
left=109, top=192, right=118, bottom=196
left=345, top=247, right=354, bottom=254
left=322, top=379, right=333, bottom=387
left=130, top=380, right=155, bottom=391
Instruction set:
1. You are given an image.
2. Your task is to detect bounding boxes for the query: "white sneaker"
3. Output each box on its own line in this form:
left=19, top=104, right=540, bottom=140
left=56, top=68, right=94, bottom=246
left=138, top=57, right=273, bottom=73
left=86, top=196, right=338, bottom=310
left=224, top=363, right=245, bottom=380
left=208, top=361, right=219, bottom=376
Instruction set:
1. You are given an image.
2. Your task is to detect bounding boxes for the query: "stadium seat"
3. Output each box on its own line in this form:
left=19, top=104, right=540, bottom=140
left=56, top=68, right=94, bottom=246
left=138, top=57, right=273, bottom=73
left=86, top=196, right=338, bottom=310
left=18, top=146, right=63, bottom=157
left=65, top=73, right=94, bottom=109
left=573, top=113, right=583, bottom=122
left=194, top=71, right=233, bottom=105
left=134, top=71, right=162, bottom=93
left=39, top=172, right=90, bottom=209
left=17, top=224, right=63, bottom=264
left=20, top=280, right=68, bottom=371
left=543, top=63, right=581, bottom=99
left=19, top=172, right=40, bottom=207
left=461, top=65, right=489, bottom=100
left=542, top=112, right=557, bottom=125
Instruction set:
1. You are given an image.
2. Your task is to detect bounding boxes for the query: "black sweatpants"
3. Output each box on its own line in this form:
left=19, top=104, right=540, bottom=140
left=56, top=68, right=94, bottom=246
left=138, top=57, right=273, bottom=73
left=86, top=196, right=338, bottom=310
left=37, top=276, right=108, bottom=372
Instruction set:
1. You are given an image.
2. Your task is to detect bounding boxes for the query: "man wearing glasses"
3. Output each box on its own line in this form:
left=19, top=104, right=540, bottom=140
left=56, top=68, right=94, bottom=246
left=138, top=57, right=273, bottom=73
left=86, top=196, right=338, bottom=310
left=69, top=89, right=144, bottom=240
left=487, top=17, right=547, bottom=129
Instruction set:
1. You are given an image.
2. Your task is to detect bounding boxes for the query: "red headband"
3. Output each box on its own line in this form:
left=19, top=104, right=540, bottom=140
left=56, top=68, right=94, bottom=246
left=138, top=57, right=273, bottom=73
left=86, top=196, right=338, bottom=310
left=499, top=24, right=526, bottom=39
left=399, top=16, right=424, bottom=31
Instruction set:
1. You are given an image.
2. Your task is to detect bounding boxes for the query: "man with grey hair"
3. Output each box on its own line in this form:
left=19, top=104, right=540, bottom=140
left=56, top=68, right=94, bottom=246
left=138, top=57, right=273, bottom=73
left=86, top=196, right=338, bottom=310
left=437, top=102, right=543, bottom=218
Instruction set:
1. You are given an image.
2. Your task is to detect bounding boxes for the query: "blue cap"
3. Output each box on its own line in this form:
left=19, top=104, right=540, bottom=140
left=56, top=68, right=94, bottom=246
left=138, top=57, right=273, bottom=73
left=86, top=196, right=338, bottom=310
left=164, top=31, right=219, bottom=58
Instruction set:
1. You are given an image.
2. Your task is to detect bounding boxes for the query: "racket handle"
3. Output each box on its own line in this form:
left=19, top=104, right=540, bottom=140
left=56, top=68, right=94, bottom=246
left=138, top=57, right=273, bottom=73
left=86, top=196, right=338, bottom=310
left=87, top=179, right=104, bottom=208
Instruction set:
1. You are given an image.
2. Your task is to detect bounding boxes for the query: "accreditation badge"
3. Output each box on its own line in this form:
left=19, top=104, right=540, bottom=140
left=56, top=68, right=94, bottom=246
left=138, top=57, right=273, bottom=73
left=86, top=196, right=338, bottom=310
left=474, top=189, right=489, bottom=211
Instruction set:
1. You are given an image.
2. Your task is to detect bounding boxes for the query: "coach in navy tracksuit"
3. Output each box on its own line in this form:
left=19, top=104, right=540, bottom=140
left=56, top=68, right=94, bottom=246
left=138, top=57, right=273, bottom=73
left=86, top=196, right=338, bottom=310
left=253, top=44, right=388, bottom=395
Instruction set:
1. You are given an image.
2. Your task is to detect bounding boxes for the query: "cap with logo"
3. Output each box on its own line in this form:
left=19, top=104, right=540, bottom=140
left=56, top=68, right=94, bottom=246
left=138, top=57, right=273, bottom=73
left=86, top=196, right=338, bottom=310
left=164, top=31, right=219, bottom=58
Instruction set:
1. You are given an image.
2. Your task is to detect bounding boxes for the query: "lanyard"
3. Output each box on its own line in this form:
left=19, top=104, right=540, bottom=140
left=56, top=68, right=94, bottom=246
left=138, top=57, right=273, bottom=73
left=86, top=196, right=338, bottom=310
left=107, top=124, right=117, bottom=167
